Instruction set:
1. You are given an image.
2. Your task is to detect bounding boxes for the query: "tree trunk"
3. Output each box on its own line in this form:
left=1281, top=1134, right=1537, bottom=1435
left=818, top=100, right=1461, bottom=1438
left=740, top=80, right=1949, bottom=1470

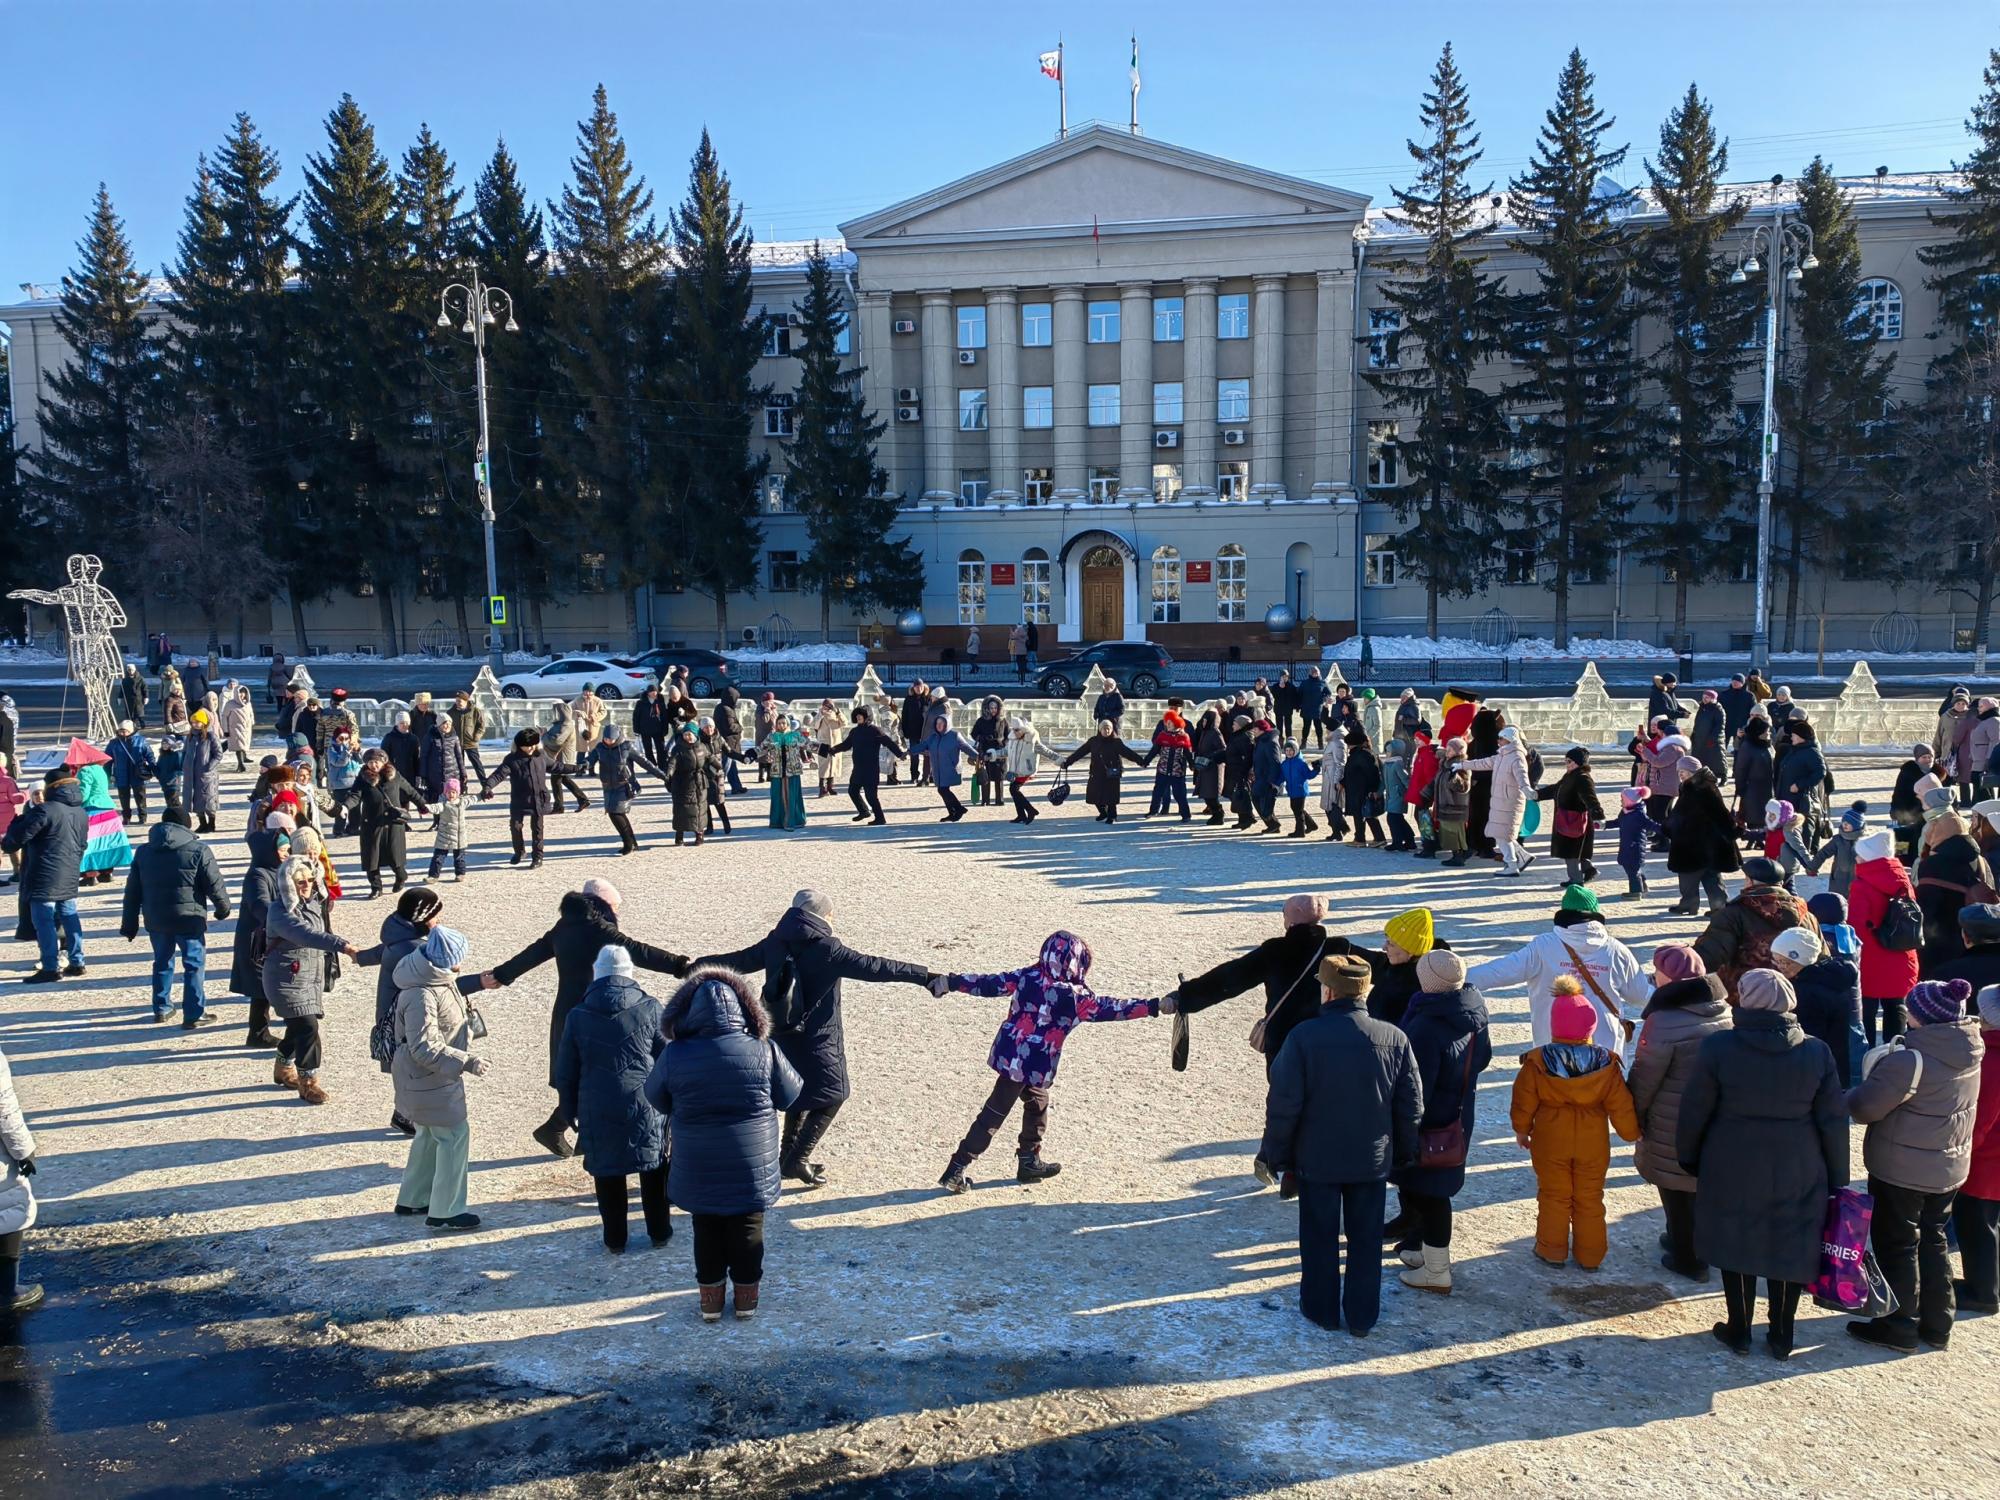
left=1552, top=511, right=1571, bottom=650
left=530, top=596, right=546, bottom=656
left=1425, top=581, right=1439, bottom=639
left=233, top=607, right=244, bottom=658
left=1782, top=521, right=1803, bottom=655
left=376, top=587, right=399, bottom=659
left=821, top=589, right=833, bottom=642
left=625, top=586, right=642, bottom=654
left=1976, top=560, right=1996, bottom=676
left=714, top=592, right=729, bottom=652
left=453, top=595, right=473, bottom=657
left=290, top=590, right=311, bottom=657
left=203, top=606, right=221, bottom=661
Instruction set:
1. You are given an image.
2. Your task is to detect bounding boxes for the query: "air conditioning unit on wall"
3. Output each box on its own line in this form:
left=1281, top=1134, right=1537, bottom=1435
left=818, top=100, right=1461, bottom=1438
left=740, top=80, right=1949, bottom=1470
left=1154, top=430, right=1180, bottom=448
left=957, top=350, right=978, bottom=365
left=896, top=387, right=921, bottom=403
left=1222, top=429, right=1247, bottom=446
left=896, top=406, right=922, bottom=423
left=893, top=318, right=917, bottom=335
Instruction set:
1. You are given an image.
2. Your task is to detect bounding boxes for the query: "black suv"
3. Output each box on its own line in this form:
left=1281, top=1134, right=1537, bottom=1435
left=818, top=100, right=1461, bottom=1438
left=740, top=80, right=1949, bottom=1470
left=612, top=647, right=734, bottom=697
left=1035, top=642, right=1175, bottom=698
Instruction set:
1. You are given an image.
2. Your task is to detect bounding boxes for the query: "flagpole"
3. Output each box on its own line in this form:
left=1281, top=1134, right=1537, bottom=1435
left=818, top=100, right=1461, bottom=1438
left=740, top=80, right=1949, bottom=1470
left=1059, top=38, right=1067, bottom=138
left=1130, top=36, right=1140, bottom=135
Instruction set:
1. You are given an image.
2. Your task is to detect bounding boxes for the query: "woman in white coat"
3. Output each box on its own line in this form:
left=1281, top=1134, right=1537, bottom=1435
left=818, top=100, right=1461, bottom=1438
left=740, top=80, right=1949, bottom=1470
left=0, top=1041, right=41, bottom=1315
left=1456, top=725, right=1535, bottom=875
left=220, top=682, right=255, bottom=771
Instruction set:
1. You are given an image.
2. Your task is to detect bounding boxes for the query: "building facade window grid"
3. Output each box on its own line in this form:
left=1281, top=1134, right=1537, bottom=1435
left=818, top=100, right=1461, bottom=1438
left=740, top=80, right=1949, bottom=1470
left=764, top=393, right=795, bottom=437
left=1023, top=385, right=1053, bottom=428
left=1216, top=543, right=1247, bottom=621
left=959, top=469, right=990, bottom=505
left=1217, top=378, right=1249, bottom=423
left=957, top=550, right=987, bottom=623
left=1217, top=292, right=1249, bottom=339
left=1363, top=533, right=1398, bottom=588
left=959, top=388, right=988, bottom=431
left=1020, top=552, right=1051, bottom=622
left=1088, top=383, right=1121, bottom=426
left=1152, top=462, right=1183, bottom=502
left=1367, top=420, right=1399, bottom=487
left=768, top=550, right=802, bottom=591
left=1088, top=300, right=1121, bottom=342
left=1153, top=381, right=1184, bottom=424
left=1856, top=278, right=1902, bottom=340
left=1154, top=297, right=1184, bottom=341
left=1089, top=466, right=1120, bottom=502
left=1023, top=467, right=1053, bottom=503
left=1151, top=545, right=1183, bottom=622
left=1367, top=307, right=1402, bottom=369
left=957, top=304, right=987, bottom=349
left=1021, top=302, right=1052, bottom=346
left=1217, top=460, right=1248, bottom=501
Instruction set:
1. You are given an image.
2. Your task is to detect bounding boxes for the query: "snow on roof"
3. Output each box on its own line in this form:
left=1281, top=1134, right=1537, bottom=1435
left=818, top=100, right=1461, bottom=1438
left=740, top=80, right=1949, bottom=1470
left=1358, top=170, right=1961, bottom=243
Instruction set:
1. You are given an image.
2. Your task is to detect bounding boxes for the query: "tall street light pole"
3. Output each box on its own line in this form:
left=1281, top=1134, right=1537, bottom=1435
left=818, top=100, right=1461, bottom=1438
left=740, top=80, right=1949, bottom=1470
left=437, top=271, right=517, bottom=676
left=1730, top=205, right=1817, bottom=677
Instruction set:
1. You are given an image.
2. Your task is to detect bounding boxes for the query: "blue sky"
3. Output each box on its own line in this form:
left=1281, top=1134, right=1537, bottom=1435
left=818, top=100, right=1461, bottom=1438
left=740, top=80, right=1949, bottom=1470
left=3, top=0, right=1997, bottom=289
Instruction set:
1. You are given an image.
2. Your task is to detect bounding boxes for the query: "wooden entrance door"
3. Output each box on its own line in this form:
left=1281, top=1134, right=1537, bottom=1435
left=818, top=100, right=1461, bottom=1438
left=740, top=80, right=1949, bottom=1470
left=1081, top=547, right=1123, bottom=640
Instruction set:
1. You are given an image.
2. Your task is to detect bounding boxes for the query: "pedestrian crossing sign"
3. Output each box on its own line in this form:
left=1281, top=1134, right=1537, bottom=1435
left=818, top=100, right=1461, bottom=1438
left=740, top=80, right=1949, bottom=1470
left=488, top=595, right=507, bottom=626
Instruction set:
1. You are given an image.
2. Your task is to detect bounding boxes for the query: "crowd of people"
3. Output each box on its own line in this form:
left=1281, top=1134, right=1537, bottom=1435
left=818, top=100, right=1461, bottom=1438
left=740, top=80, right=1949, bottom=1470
left=0, top=657, right=1994, bottom=1360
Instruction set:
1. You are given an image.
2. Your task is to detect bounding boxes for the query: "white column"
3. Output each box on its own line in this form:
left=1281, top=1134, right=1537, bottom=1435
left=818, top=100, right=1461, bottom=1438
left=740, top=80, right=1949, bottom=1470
left=1052, top=285, right=1087, bottom=502
left=985, top=286, right=1020, bottom=502
left=1117, top=282, right=1153, bottom=502
left=1181, top=278, right=1217, bottom=500
left=1250, top=274, right=1287, bottom=500
left=919, top=289, right=955, bottom=504
left=1316, top=267, right=1355, bottom=498
left=857, top=289, right=901, bottom=499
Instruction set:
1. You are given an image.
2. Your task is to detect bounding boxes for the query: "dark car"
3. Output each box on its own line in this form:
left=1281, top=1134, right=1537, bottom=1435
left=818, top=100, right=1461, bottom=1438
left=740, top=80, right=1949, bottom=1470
left=611, top=647, right=735, bottom=697
left=1035, top=642, right=1175, bottom=698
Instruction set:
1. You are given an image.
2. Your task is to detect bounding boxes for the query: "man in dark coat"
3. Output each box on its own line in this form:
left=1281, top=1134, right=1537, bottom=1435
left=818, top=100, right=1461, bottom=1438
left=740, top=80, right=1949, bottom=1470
left=1693, top=857, right=1813, bottom=1000
left=1178, top=895, right=1331, bottom=1102
left=118, top=812, right=230, bottom=1027
left=1647, top=674, right=1687, bottom=727
left=487, top=878, right=691, bottom=1157
left=1259, top=953, right=1422, bottom=1336
left=899, top=681, right=932, bottom=786
left=116, top=664, right=148, bottom=727
left=1297, top=669, right=1331, bottom=749
left=1249, top=722, right=1284, bottom=833
left=230, top=816, right=290, bottom=1045
left=1090, top=678, right=1126, bottom=731
left=1223, top=714, right=1257, bottom=829
left=699, top=890, right=934, bottom=1187
left=1717, top=673, right=1755, bottom=744
left=5, top=771, right=91, bottom=982
left=1272, top=671, right=1301, bottom=741
left=419, top=716, right=469, bottom=803
left=633, top=684, right=671, bottom=770
left=380, top=713, right=423, bottom=788
left=714, top=686, right=748, bottom=794
left=826, top=708, right=903, bottom=825
left=1691, top=692, right=1728, bottom=782
left=1061, top=721, right=1144, bottom=824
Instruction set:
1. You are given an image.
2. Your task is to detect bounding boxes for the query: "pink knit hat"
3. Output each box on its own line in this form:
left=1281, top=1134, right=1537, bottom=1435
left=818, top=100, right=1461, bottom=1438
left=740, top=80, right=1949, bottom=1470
left=1549, top=986, right=1598, bottom=1043
left=1651, top=944, right=1706, bottom=983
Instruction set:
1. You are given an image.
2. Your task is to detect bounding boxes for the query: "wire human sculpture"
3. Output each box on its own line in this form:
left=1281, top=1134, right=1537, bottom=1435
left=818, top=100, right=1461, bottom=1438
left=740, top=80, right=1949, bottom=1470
left=8, top=554, right=128, bottom=742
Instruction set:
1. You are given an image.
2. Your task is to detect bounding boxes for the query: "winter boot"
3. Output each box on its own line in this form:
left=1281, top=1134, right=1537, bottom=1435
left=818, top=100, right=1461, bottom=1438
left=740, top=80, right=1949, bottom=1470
left=1016, top=1152, right=1062, bottom=1184
left=938, top=1160, right=971, bottom=1194
left=782, top=1110, right=836, bottom=1187
left=296, top=1076, right=330, bottom=1105
left=532, top=1115, right=576, bottom=1159
left=1444, top=852, right=1469, bottom=867
left=244, top=1028, right=279, bottom=1049
left=0, top=1255, right=43, bottom=1317
left=699, top=1282, right=727, bottom=1322
left=733, top=1282, right=760, bottom=1320
left=273, top=1059, right=299, bottom=1089
left=1399, top=1244, right=1453, bottom=1294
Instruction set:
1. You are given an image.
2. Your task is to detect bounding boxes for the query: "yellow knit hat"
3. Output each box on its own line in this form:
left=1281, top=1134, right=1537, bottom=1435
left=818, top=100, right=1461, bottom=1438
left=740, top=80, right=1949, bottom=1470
left=1384, top=907, right=1435, bottom=957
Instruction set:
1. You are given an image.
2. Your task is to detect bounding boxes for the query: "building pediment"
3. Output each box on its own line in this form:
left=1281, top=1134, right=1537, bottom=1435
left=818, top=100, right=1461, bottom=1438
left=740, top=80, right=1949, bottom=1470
left=840, top=124, right=1369, bottom=247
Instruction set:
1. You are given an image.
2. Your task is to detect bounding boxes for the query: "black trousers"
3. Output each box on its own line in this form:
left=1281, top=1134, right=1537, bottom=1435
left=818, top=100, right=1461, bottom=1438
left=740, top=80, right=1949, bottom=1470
left=1400, top=1188, right=1453, bottom=1248
left=1009, top=779, right=1039, bottom=822
left=550, top=769, right=587, bottom=811
left=609, top=810, right=639, bottom=852
left=641, top=733, right=669, bottom=770
left=849, top=779, right=883, bottom=820
left=0, top=1229, right=23, bottom=1300
left=1303, top=715, right=1325, bottom=749
left=118, top=783, right=147, bottom=822
left=1870, top=1175, right=1958, bottom=1341
left=706, top=788, right=732, bottom=833
left=691, top=1212, right=765, bottom=1285
left=593, top=1166, right=670, bottom=1251
left=1863, top=996, right=1907, bottom=1046
left=952, top=1076, right=1050, bottom=1164
left=1659, top=1185, right=1700, bottom=1270
left=277, top=1015, right=322, bottom=1074
left=1720, top=1269, right=1802, bottom=1338
left=1955, top=1192, right=1999, bottom=1305
left=462, top=743, right=490, bottom=796
left=1297, top=1179, right=1386, bottom=1334
left=510, top=811, right=545, bottom=862
left=938, top=786, right=966, bottom=818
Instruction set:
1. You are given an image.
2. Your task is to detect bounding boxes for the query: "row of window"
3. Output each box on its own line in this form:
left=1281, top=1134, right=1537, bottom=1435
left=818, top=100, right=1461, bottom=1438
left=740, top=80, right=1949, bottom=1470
left=954, top=380, right=1251, bottom=431
left=957, top=294, right=1252, bottom=350
left=953, top=461, right=1252, bottom=505
left=952, top=544, right=1250, bottom=625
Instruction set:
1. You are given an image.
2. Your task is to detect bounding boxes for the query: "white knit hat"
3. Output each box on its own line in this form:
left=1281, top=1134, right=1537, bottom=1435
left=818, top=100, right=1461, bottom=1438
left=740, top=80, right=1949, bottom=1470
left=594, top=944, right=634, bottom=980
left=1854, top=830, right=1895, bottom=864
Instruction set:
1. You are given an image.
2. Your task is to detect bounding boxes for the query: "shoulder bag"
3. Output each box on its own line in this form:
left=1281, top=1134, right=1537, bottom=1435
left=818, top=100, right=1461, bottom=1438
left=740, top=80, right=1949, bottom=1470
left=1249, top=938, right=1327, bottom=1054
left=1560, top=939, right=1635, bottom=1042
left=1417, top=1038, right=1479, bottom=1169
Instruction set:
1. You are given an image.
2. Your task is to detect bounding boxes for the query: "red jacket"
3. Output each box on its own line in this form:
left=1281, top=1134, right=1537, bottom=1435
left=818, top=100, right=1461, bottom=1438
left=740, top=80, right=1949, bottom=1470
left=1406, top=739, right=1438, bottom=809
left=1849, top=856, right=1922, bottom=1000
left=1968, top=1034, right=2000, bottom=1200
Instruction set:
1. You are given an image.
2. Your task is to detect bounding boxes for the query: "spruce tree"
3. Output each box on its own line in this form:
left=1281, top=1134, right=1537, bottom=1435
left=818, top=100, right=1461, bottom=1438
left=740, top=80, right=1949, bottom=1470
left=397, top=124, right=478, bottom=650
left=546, top=85, right=670, bottom=648
left=1775, top=159, right=1896, bottom=649
left=788, top=246, right=921, bottom=634
left=165, top=116, right=307, bottom=648
left=472, top=138, right=557, bottom=647
left=1907, top=55, right=2000, bottom=660
left=32, top=186, right=159, bottom=568
left=1634, top=84, right=1755, bottom=649
left=1505, top=49, right=1644, bottom=649
left=664, top=129, right=767, bottom=647
left=295, top=95, right=413, bottom=654
left=1363, top=42, right=1511, bottom=636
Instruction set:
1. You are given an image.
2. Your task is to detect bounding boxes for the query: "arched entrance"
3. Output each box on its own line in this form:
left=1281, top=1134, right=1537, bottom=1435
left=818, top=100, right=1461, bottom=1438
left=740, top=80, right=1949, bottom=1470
left=1081, top=546, right=1123, bottom=641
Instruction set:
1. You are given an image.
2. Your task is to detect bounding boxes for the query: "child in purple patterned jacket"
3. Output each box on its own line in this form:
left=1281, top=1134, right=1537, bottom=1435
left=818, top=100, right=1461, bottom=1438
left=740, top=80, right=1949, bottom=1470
left=935, top=931, right=1171, bottom=1193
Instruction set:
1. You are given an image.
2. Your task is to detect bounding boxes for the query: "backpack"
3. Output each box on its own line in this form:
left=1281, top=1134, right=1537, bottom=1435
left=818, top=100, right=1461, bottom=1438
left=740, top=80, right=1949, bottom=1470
left=763, top=950, right=801, bottom=1032
left=1872, top=894, right=1924, bottom=953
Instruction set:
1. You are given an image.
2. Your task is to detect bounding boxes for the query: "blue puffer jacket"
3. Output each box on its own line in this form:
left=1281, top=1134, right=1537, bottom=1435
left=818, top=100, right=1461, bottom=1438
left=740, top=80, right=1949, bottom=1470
left=644, top=967, right=802, bottom=1215
left=1278, top=755, right=1319, bottom=798
left=558, top=974, right=668, bottom=1179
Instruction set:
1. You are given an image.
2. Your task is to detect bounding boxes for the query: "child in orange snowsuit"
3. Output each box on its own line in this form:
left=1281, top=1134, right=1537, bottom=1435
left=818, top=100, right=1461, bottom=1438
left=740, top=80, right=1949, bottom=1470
left=1511, top=976, right=1641, bottom=1268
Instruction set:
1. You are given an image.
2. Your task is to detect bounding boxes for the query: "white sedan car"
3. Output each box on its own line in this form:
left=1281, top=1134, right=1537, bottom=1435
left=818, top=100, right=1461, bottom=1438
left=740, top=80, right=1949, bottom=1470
left=497, top=657, right=653, bottom=700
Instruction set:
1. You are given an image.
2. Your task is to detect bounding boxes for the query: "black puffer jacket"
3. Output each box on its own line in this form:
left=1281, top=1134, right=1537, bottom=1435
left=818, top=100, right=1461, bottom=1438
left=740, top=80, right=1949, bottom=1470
left=419, top=731, right=468, bottom=802
left=826, top=723, right=902, bottom=787
left=643, top=968, right=803, bottom=1216
left=380, top=727, right=422, bottom=786
left=229, top=830, right=286, bottom=998
left=1667, top=776, right=1742, bottom=875
left=118, top=821, right=229, bottom=938
left=557, top=974, right=667, bottom=1179
left=4, top=780, right=88, bottom=904
left=356, top=912, right=432, bottom=1074
left=1260, top=999, right=1421, bottom=1185
left=701, top=906, right=931, bottom=1110
left=492, top=890, right=691, bottom=1087
left=492, top=747, right=550, bottom=818
left=1917, top=832, right=1995, bottom=972
left=1392, top=985, right=1493, bottom=1198
left=1177, top=921, right=1331, bottom=1076
left=1676, top=1009, right=1848, bottom=1283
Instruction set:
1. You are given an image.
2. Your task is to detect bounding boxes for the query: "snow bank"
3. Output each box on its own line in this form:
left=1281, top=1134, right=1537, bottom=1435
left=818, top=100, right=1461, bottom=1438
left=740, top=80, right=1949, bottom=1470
left=1322, top=634, right=1676, bottom=663
left=724, top=643, right=867, bottom=663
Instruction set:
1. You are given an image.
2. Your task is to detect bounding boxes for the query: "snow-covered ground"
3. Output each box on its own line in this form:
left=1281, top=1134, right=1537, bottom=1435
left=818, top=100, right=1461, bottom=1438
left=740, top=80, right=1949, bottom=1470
left=6, top=757, right=1987, bottom=1494
left=722, top=642, right=867, bottom=662
left=1326, top=633, right=1678, bottom=662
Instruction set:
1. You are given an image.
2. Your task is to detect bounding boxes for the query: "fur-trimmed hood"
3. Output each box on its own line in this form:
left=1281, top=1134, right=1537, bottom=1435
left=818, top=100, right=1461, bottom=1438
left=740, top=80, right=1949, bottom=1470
left=663, top=964, right=768, bottom=1041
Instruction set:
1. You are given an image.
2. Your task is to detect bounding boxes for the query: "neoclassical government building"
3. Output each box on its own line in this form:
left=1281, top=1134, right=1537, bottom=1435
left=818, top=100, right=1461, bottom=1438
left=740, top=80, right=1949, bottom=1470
left=0, top=124, right=1964, bottom=655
